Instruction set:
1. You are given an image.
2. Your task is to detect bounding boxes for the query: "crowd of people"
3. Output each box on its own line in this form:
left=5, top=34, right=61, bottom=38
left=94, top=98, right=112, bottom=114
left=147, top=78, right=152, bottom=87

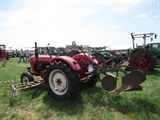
left=18, top=49, right=31, bottom=63
left=1, top=49, right=31, bottom=67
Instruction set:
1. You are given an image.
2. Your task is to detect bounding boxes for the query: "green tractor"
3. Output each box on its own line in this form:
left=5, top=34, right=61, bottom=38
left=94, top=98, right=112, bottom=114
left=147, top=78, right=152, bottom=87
left=147, top=42, right=160, bottom=65
left=90, top=47, right=122, bottom=65
left=129, top=32, right=159, bottom=71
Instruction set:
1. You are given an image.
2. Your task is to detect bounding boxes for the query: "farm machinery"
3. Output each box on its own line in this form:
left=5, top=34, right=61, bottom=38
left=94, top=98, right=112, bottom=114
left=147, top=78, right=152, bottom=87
left=12, top=42, right=148, bottom=100
left=91, top=48, right=123, bottom=65
left=148, top=42, right=160, bottom=65
left=129, top=32, right=159, bottom=71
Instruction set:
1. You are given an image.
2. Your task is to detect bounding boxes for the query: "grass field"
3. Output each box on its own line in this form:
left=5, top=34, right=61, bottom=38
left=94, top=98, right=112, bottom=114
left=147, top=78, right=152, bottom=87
left=0, top=58, right=160, bottom=120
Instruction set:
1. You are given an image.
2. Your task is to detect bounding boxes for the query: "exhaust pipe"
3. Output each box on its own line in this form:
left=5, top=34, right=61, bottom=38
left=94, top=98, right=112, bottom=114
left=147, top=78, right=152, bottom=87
left=35, top=42, right=39, bottom=68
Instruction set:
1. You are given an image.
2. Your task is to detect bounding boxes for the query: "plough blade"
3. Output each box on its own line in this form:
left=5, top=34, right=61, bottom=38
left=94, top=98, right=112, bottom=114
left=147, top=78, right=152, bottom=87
left=109, top=70, right=146, bottom=94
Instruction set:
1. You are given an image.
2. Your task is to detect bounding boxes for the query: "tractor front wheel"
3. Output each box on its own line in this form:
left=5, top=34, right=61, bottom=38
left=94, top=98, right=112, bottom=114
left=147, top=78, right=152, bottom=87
left=44, top=61, right=80, bottom=100
left=20, top=72, right=34, bottom=85
left=81, top=74, right=98, bottom=87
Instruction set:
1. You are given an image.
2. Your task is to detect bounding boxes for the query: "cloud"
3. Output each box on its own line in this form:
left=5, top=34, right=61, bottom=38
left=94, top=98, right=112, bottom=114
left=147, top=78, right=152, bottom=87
left=1, top=0, right=123, bottom=48
left=111, top=25, right=120, bottom=29
left=1, top=0, right=158, bottom=49
left=134, top=14, right=147, bottom=18
left=153, top=15, right=160, bottom=19
left=1, top=1, right=91, bottom=41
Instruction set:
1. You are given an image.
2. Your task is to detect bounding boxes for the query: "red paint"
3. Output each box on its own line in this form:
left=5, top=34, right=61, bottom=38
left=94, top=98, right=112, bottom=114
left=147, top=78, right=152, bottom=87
left=56, top=78, right=62, bottom=86
left=134, top=56, right=150, bottom=70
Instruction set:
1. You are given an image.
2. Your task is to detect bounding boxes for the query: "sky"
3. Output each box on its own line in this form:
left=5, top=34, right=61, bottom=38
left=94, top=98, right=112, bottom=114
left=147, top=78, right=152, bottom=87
left=0, top=0, right=160, bottom=50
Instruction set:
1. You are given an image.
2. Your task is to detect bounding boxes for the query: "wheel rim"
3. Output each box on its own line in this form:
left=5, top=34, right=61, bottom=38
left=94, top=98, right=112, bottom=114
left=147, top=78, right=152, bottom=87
left=134, top=56, right=150, bottom=70
left=22, top=76, right=30, bottom=84
left=49, top=69, right=68, bottom=95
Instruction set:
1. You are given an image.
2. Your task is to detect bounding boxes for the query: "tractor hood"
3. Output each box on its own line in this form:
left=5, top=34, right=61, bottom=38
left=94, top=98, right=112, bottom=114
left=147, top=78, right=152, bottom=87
left=30, top=55, right=57, bottom=63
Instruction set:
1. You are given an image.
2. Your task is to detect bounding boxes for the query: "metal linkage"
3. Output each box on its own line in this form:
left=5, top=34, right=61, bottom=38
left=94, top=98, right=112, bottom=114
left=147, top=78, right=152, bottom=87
left=11, top=80, right=44, bottom=91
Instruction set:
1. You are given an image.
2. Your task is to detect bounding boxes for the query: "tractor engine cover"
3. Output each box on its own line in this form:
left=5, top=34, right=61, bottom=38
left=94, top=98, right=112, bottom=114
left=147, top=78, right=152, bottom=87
left=101, top=75, right=117, bottom=91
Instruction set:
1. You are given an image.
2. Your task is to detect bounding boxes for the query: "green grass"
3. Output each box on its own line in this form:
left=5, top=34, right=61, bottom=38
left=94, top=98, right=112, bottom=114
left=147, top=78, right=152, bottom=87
left=0, top=58, right=160, bottom=120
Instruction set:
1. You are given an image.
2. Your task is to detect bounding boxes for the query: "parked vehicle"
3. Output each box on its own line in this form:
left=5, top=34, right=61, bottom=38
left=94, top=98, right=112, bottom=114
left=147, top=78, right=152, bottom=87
left=147, top=42, right=160, bottom=65
left=91, top=47, right=123, bottom=65
left=12, top=42, right=148, bottom=100
left=129, top=33, right=159, bottom=71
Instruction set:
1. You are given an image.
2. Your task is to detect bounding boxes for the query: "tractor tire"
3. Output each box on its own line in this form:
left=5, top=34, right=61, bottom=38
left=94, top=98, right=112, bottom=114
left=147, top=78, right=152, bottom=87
left=20, top=72, right=34, bottom=84
left=81, top=73, right=98, bottom=87
left=130, top=51, right=156, bottom=71
left=44, top=61, right=80, bottom=100
left=93, top=53, right=106, bottom=65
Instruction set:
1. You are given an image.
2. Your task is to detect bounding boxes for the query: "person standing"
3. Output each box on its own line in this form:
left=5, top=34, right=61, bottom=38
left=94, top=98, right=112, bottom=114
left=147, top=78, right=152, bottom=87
left=2, top=48, right=7, bottom=67
left=25, top=50, right=30, bottom=63
left=18, top=49, right=25, bottom=63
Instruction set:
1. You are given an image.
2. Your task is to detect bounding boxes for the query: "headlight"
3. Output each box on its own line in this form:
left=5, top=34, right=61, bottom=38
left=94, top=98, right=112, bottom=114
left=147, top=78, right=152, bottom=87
left=88, top=65, right=94, bottom=72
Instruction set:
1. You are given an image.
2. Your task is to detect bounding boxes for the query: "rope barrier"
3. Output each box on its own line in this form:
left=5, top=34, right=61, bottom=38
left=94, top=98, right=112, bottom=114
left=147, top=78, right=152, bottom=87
left=0, top=77, right=41, bottom=84
left=0, top=79, right=19, bottom=84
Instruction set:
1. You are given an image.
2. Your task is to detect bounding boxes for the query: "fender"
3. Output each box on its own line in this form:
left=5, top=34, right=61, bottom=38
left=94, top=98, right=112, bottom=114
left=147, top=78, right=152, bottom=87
left=49, top=56, right=81, bottom=71
left=72, top=53, right=96, bottom=65
left=131, top=47, right=152, bottom=54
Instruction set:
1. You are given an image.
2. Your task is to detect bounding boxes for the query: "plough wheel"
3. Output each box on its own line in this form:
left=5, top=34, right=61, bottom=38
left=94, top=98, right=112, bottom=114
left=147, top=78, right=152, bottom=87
left=101, top=75, right=117, bottom=91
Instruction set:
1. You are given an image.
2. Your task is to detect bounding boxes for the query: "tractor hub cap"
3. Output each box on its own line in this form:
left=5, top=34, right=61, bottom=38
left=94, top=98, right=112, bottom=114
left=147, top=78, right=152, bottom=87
left=140, top=61, right=143, bottom=64
left=49, top=70, right=68, bottom=95
left=22, top=76, right=29, bottom=83
left=134, top=57, right=150, bottom=70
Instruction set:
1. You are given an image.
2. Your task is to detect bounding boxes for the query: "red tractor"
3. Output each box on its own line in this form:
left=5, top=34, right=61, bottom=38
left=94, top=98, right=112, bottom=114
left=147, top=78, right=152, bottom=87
left=13, top=42, right=147, bottom=100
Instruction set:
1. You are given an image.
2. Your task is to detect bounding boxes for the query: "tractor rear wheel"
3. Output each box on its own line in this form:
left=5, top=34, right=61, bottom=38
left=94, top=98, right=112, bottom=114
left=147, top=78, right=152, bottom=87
left=81, top=74, right=98, bottom=87
left=20, top=72, right=34, bottom=84
left=44, top=61, right=80, bottom=100
left=130, top=51, right=156, bottom=71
